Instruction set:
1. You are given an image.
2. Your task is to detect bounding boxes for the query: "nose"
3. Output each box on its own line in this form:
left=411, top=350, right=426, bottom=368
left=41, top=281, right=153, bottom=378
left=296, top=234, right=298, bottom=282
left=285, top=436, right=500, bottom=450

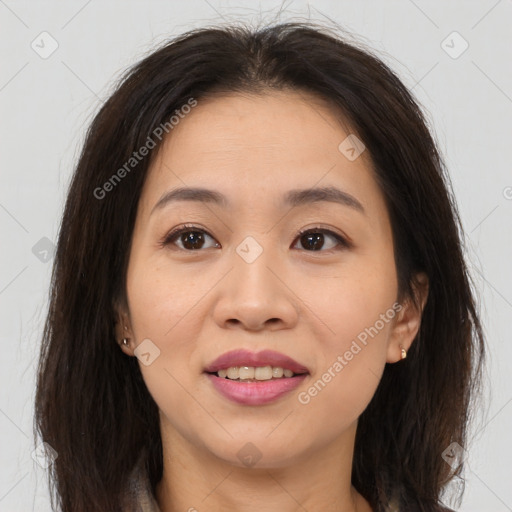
left=211, top=241, right=300, bottom=332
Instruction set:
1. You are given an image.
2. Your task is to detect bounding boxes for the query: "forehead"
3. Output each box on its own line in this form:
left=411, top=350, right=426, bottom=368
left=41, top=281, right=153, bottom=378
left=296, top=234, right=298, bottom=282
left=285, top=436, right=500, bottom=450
left=163, top=90, right=355, bottom=158
left=139, top=90, right=386, bottom=225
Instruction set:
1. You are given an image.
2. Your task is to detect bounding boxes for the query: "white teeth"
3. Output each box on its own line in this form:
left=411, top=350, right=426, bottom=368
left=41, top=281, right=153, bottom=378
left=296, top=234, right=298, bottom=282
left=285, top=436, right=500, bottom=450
left=239, top=366, right=255, bottom=380
left=272, top=366, right=284, bottom=378
left=226, top=367, right=239, bottom=379
left=215, top=365, right=299, bottom=381
left=254, top=366, right=273, bottom=380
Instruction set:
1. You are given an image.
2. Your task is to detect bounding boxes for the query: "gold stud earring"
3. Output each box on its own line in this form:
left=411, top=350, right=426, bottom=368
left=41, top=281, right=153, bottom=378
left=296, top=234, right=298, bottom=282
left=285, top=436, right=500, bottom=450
left=400, top=345, right=407, bottom=360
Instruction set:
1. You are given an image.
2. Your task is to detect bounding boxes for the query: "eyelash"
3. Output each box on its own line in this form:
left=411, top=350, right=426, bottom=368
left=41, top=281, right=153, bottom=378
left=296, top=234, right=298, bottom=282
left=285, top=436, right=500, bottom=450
left=159, top=223, right=351, bottom=252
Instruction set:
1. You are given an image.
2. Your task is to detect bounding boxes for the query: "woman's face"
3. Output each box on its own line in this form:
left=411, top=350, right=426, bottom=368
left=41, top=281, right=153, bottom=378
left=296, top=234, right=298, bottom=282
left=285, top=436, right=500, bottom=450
left=117, top=90, right=425, bottom=468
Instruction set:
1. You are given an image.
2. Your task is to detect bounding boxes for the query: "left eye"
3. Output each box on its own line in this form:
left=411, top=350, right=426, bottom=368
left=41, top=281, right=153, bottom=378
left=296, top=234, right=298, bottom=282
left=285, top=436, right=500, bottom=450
left=161, top=226, right=348, bottom=252
left=292, top=228, right=348, bottom=251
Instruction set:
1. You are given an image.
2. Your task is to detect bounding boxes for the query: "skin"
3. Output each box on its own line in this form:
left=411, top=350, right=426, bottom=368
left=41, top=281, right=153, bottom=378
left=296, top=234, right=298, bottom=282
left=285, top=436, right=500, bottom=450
left=115, top=90, right=428, bottom=512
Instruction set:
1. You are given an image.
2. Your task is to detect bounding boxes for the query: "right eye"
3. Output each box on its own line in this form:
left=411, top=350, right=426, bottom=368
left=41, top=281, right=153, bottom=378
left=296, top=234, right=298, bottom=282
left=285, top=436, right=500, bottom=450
left=160, top=225, right=220, bottom=251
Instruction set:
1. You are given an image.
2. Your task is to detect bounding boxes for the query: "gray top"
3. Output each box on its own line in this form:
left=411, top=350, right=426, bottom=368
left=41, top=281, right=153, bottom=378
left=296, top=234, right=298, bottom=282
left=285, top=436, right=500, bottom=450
left=126, top=460, right=161, bottom=512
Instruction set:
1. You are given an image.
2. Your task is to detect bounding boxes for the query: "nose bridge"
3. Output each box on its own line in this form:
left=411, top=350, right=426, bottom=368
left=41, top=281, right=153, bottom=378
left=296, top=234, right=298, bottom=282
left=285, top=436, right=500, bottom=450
left=232, top=233, right=280, bottom=298
left=212, top=232, right=299, bottom=330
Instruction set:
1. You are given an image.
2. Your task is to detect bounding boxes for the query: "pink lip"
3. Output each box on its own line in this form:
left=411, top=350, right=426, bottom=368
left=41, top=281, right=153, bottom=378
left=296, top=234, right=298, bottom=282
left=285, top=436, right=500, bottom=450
left=206, top=373, right=308, bottom=405
left=203, top=349, right=309, bottom=374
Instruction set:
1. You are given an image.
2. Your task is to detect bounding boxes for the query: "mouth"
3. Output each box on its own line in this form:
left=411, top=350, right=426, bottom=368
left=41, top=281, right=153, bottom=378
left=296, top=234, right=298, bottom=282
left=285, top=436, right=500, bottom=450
left=203, top=348, right=310, bottom=379
left=203, top=349, right=310, bottom=405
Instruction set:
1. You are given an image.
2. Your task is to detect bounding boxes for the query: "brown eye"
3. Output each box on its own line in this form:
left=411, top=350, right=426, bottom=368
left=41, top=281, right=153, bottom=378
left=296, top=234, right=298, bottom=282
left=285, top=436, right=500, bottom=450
left=293, top=228, right=348, bottom=251
left=161, top=225, right=349, bottom=252
left=162, top=226, right=219, bottom=251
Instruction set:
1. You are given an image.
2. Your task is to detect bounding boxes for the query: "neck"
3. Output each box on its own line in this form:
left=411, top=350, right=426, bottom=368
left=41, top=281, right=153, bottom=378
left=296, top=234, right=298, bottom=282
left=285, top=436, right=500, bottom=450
left=155, top=419, right=372, bottom=512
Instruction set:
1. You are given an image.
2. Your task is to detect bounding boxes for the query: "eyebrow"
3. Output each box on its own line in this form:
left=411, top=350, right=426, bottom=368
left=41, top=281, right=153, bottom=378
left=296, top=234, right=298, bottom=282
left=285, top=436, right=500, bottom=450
left=150, top=185, right=365, bottom=216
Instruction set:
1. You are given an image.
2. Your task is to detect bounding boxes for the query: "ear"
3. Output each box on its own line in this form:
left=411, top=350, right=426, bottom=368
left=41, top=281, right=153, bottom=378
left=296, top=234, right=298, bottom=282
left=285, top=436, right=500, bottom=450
left=113, top=299, right=135, bottom=357
left=387, top=272, right=429, bottom=363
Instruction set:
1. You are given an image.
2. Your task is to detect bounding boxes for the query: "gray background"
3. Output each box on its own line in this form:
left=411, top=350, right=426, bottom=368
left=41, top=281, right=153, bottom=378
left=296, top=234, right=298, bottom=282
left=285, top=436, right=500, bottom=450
left=1, top=1, right=511, bottom=510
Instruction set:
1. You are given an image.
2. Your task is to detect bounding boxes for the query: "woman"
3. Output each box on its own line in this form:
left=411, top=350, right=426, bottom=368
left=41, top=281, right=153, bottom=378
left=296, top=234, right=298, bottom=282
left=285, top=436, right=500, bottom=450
left=34, top=21, right=486, bottom=512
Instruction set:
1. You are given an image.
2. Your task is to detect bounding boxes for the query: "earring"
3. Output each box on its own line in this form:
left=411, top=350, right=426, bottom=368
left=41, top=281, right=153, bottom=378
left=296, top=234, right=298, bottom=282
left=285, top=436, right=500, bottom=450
left=400, top=345, right=407, bottom=360
left=122, top=325, right=129, bottom=346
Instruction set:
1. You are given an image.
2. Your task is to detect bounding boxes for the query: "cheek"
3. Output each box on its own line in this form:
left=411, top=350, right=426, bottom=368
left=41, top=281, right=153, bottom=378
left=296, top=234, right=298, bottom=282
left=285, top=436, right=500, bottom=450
left=298, top=256, right=397, bottom=407
left=299, top=254, right=397, bottom=350
left=126, top=264, right=209, bottom=438
left=326, top=284, right=396, bottom=355
left=125, top=250, right=211, bottom=356
left=297, top=308, right=395, bottom=431
left=126, top=253, right=206, bottom=343
left=125, top=257, right=207, bottom=415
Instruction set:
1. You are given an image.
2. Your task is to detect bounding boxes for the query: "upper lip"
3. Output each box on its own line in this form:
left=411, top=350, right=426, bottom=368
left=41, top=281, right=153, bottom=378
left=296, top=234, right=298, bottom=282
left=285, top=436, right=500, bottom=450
left=204, top=349, right=310, bottom=374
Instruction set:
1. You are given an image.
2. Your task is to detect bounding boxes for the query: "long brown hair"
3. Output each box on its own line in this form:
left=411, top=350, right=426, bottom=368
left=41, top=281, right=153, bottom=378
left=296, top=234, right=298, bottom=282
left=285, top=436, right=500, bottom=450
left=34, top=21, right=486, bottom=511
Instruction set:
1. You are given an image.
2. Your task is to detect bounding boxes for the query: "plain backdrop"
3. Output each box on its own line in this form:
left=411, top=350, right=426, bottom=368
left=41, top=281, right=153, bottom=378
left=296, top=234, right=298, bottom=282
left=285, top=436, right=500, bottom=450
left=1, top=1, right=511, bottom=511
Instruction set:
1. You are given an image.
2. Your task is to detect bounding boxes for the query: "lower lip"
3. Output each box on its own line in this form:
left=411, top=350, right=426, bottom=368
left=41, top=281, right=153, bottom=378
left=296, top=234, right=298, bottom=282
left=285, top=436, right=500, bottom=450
left=206, top=373, right=308, bottom=405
